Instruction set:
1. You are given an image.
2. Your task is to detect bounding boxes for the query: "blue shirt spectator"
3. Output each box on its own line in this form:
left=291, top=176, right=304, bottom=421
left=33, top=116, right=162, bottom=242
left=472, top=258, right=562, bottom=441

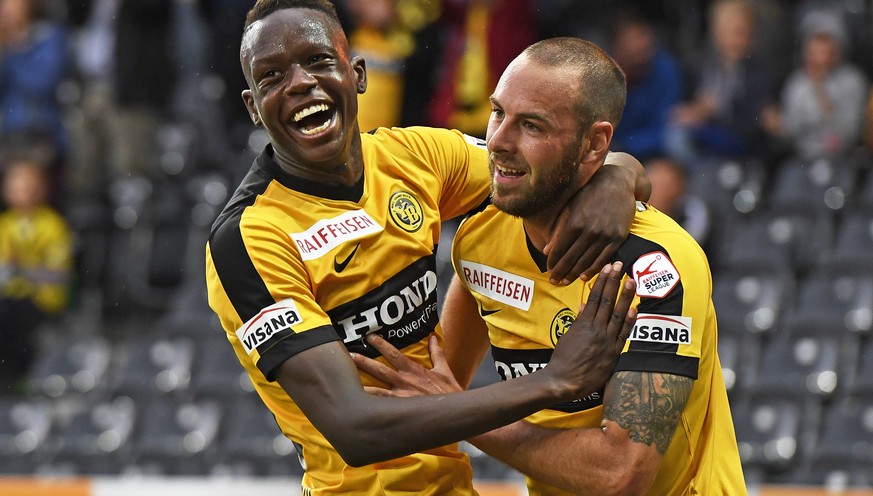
left=609, top=10, right=683, bottom=161
left=0, top=0, right=70, bottom=157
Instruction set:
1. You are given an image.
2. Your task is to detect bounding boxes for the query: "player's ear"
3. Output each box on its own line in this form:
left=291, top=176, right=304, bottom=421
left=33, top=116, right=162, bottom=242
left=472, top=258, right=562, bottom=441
left=580, top=121, right=613, bottom=165
left=242, top=89, right=262, bottom=126
left=351, top=56, right=368, bottom=94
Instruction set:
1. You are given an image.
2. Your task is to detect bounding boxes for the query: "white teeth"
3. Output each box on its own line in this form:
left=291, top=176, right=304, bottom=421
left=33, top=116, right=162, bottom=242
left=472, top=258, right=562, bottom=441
left=293, top=103, right=329, bottom=122
left=496, top=165, right=523, bottom=176
left=299, top=119, right=331, bottom=135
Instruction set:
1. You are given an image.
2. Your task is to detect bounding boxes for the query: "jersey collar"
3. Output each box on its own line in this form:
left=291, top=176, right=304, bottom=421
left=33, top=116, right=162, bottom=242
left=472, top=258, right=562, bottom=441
left=257, top=145, right=365, bottom=203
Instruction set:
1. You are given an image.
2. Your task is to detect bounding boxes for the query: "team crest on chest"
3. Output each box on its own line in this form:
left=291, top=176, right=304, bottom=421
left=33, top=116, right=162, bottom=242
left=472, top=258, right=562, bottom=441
left=550, top=307, right=576, bottom=346
left=389, top=191, right=424, bottom=232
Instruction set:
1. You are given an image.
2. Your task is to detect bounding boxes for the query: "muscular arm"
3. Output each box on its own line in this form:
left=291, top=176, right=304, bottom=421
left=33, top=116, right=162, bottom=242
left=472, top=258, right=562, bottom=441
left=470, top=370, right=693, bottom=496
left=441, top=275, right=491, bottom=389
left=280, top=263, right=630, bottom=467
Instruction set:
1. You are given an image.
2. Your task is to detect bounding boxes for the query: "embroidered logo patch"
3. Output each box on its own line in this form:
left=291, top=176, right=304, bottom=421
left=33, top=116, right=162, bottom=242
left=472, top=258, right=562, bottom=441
left=632, top=251, right=680, bottom=298
left=389, top=191, right=424, bottom=232
left=550, top=308, right=576, bottom=346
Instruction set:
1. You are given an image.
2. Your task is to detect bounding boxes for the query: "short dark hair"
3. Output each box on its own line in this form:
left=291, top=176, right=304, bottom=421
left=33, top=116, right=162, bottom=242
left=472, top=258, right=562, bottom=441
left=522, top=37, right=627, bottom=129
left=244, top=0, right=340, bottom=31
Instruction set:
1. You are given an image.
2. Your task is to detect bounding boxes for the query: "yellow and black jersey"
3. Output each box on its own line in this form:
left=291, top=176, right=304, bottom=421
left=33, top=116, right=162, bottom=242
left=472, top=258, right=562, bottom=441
left=452, top=202, right=746, bottom=496
left=205, top=127, right=490, bottom=495
left=0, top=205, right=72, bottom=314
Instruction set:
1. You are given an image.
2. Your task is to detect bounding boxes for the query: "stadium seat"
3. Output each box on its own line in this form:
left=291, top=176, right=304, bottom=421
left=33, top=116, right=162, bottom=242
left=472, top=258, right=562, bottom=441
left=855, top=170, right=873, bottom=213
left=781, top=271, right=873, bottom=337
left=747, top=330, right=841, bottom=399
left=110, top=334, right=194, bottom=398
left=820, top=212, right=873, bottom=274
left=0, top=398, right=53, bottom=456
left=717, top=331, right=743, bottom=396
left=212, top=395, right=302, bottom=477
left=846, top=337, right=873, bottom=398
left=714, top=209, right=833, bottom=276
left=712, top=268, right=793, bottom=336
left=50, top=396, right=137, bottom=469
left=807, top=395, right=873, bottom=470
left=128, top=397, right=223, bottom=475
left=686, top=157, right=767, bottom=217
left=733, top=392, right=806, bottom=474
left=28, top=335, right=112, bottom=398
left=766, top=155, right=857, bottom=215
left=188, top=336, right=253, bottom=400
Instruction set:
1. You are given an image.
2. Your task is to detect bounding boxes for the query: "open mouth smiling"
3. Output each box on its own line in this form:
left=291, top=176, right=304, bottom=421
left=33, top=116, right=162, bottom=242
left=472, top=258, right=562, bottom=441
left=495, top=164, right=526, bottom=177
left=292, top=103, right=335, bottom=136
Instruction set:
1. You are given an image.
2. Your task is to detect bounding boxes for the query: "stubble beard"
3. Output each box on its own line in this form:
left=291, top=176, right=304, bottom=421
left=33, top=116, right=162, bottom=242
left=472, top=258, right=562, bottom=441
left=490, top=142, right=582, bottom=219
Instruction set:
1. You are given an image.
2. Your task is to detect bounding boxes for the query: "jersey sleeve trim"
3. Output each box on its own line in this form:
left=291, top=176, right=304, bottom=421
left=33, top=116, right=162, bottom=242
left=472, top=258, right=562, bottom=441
left=259, top=324, right=341, bottom=381
left=615, top=352, right=699, bottom=379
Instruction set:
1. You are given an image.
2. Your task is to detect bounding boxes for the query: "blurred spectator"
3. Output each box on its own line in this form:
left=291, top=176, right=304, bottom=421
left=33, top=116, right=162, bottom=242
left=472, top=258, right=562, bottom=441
left=0, top=0, right=70, bottom=193
left=345, top=0, right=415, bottom=131
left=65, top=0, right=176, bottom=206
left=644, top=156, right=712, bottom=252
left=198, top=0, right=256, bottom=148
left=668, top=0, right=779, bottom=168
left=426, top=0, right=535, bottom=137
left=0, top=152, right=72, bottom=392
left=763, top=10, right=868, bottom=161
left=609, top=8, right=683, bottom=162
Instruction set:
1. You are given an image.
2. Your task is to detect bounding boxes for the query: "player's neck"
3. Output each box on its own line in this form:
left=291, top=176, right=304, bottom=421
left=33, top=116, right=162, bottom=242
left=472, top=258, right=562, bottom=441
left=522, top=209, right=562, bottom=254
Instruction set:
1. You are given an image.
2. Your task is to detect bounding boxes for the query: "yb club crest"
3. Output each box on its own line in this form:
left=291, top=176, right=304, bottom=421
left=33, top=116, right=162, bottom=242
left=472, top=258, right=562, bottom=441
left=389, top=191, right=423, bottom=232
left=550, top=307, right=576, bottom=346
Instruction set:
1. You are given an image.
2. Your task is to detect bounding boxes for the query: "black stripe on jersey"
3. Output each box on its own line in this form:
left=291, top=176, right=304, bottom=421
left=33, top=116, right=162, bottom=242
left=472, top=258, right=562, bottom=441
left=258, top=324, right=340, bottom=381
left=257, top=144, right=365, bottom=202
left=209, top=154, right=278, bottom=323
left=615, top=352, right=699, bottom=379
left=613, top=233, right=684, bottom=355
left=329, top=254, right=440, bottom=358
left=490, top=346, right=604, bottom=412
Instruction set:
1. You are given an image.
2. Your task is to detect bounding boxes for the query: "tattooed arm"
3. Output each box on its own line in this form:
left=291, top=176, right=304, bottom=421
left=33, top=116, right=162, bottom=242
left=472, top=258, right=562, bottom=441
left=469, top=370, right=693, bottom=496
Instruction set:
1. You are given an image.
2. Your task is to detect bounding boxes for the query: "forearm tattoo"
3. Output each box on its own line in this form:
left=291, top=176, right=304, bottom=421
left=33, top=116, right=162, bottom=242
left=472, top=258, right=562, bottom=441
left=603, top=371, right=693, bottom=454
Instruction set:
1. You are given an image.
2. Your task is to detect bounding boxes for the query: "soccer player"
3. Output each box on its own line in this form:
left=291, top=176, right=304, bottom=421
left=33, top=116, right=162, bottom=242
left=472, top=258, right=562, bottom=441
left=204, top=1, right=647, bottom=494
left=356, top=38, right=746, bottom=495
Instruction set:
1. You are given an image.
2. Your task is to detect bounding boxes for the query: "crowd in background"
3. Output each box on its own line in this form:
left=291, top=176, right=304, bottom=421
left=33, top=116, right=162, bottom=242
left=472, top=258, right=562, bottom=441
left=2, top=0, right=873, bottom=485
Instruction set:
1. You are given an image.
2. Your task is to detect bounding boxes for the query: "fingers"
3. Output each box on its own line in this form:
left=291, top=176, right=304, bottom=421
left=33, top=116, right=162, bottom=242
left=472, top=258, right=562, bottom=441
left=365, top=333, right=413, bottom=370
left=609, top=278, right=637, bottom=342
left=549, top=239, right=599, bottom=285
left=616, top=307, right=638, bottom=353
left=591, top=262, right=626, bottom=329
left=427, top=335, right=449, bottom=371
left=362, top=385, right=398, bottom=397
left=576, top=263, right=614, bottom=321
left=350, top=351, right=402, bottom=384
left=579, top=242, right=622, bottom=282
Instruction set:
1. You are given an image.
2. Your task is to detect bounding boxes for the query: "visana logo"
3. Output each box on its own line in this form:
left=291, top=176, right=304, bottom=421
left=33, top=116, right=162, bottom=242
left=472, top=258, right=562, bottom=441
left=237, top=299, right=303, bottom=354
left=630, top=314, right=692, bottom=345
left=389, top=191, right=423, bottom=232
